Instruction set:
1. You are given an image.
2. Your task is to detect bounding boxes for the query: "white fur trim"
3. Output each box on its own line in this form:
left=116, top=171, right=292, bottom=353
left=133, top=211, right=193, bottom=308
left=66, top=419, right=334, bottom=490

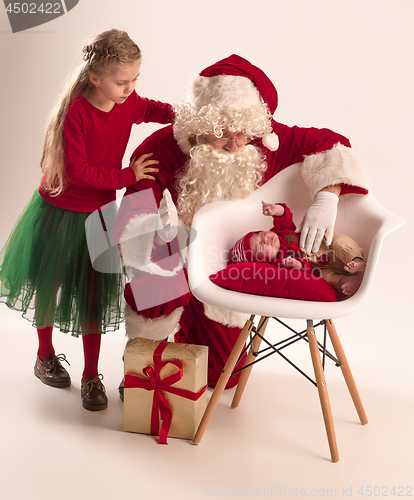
left=119, top=213, right=188, bottom=277
left=125, top=304, right=184, bottom=341
left=190, top=75, right=263, bottom=111
left=262, top=132, right=279, bottom=151
left=119, top=213, right=159, bottom=269
left=173, top=125, right=192, bottom=155
left=203, top=303, right=249, bottom=328
left=301, top=143, right=370, bottom=198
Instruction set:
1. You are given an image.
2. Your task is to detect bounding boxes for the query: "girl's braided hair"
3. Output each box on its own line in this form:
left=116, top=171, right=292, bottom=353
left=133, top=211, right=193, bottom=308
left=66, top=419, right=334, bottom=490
left=41, top=29, right=141, bottom=196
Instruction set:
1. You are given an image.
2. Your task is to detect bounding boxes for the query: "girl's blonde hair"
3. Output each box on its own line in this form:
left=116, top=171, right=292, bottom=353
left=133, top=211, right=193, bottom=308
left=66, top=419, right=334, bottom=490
left=41, top=29, right=141, bottom=196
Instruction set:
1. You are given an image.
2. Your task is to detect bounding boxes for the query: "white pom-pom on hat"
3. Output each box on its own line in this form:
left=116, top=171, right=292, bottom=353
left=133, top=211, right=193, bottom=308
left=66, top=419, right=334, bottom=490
left=262, top=132, right=279, bottom=151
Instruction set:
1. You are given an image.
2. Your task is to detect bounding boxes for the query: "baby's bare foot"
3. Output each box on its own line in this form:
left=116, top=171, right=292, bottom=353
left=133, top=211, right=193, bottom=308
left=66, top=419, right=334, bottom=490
left=340, top=276, right=363, bottom=296
left=344, top=258, right=366, bottom=273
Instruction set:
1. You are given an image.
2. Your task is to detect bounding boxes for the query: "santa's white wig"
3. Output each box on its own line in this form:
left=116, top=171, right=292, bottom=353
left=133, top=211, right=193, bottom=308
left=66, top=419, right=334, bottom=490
left=173, top=55, right=280, bottom=154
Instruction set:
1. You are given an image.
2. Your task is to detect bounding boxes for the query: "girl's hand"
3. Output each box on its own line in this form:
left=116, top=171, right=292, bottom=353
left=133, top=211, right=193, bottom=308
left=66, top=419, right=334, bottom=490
left=262, top=201, right=285, bottom=217
left=282, top=256, right=303, bottom=269
left=130, top=153, right=159, bottom=182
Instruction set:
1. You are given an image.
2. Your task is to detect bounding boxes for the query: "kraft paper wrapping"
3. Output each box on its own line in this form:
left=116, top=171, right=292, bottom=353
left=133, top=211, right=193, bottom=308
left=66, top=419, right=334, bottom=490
left=123, top=338, right=208, bottom=440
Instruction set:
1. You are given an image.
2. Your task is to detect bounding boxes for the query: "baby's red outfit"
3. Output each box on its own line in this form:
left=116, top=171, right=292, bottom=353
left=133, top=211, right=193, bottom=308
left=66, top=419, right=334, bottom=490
left=232, top=203, right=364, bottom=292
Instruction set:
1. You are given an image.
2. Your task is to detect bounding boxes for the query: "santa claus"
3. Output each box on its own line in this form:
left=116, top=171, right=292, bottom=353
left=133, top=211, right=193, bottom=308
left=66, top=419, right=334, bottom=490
left=114, top=54, right=369, bottom=393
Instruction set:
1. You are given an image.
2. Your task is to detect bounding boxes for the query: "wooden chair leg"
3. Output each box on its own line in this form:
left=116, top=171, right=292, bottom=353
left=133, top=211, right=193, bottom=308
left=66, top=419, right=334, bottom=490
left=306, top=321, right=339, bottom=462
left=192, top=316, right=255, bottom=444
left=325, top=319, right=368, bottom=425
left=231, top=316, right=269, bottom=408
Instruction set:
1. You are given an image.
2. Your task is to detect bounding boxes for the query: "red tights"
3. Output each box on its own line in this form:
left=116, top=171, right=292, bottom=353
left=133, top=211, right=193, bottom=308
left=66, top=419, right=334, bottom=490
left=36, top=324, right=101, bottom=380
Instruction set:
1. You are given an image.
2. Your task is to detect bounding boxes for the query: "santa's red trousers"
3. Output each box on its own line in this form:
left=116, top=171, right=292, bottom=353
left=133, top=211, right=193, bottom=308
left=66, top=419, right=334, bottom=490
left=175, top=295, right=246, bottom=388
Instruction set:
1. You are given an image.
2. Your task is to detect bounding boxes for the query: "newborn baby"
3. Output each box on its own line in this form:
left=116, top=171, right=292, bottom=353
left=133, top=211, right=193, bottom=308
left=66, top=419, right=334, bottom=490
left=231, top=201, right=366, bottom=297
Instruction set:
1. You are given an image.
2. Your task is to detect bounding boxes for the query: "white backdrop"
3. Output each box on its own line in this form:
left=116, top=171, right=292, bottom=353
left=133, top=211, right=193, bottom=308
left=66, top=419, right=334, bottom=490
left=0, top=0, right=413, bottom=498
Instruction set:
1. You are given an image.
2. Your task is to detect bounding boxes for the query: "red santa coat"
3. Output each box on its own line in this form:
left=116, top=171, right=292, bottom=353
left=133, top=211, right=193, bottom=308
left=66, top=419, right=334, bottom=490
left=114, top=121, right=369, bottom=388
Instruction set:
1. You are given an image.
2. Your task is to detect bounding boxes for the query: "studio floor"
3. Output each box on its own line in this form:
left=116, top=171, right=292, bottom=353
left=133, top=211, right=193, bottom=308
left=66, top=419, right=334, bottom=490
left=1, top=303, right=413, bottom=500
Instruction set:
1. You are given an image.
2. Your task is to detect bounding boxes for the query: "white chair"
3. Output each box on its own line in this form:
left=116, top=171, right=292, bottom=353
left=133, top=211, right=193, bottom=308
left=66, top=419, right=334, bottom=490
left=187, top=163, right=405, bottom=462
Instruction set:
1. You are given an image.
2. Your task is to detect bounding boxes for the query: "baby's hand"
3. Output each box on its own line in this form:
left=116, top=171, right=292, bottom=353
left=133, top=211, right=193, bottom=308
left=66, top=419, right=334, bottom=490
left=282, top=256, right=303, bottom=269
left=262, top=201, right=285, bottom=217
left=130, top=153, right=159, bottom=182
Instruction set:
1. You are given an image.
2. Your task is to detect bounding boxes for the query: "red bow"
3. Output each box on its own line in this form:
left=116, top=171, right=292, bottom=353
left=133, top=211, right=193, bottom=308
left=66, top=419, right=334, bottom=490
left=124, top=341, right=207, bottom=444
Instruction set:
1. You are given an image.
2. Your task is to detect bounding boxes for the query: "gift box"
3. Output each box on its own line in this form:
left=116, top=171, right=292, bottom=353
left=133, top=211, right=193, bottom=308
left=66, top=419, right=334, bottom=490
left=123, top=338, right=208, bottom=443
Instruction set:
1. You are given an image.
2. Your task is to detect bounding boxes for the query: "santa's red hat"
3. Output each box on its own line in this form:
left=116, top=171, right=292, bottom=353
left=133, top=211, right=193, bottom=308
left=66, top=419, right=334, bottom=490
left=200, top=54, right=278, bottom=114
left=189, top=54, right=279, bottom=151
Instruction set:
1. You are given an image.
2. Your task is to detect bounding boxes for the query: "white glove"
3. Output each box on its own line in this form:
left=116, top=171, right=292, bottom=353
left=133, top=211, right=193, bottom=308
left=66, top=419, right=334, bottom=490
left=157, top=189, right=179, bottom=243
left=298, top=191, right=339, bottom=253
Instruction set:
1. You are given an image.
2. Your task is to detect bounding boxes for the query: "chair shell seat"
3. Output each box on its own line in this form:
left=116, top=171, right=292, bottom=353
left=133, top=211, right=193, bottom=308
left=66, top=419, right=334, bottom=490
left=188, top=163, right=405, bottom=319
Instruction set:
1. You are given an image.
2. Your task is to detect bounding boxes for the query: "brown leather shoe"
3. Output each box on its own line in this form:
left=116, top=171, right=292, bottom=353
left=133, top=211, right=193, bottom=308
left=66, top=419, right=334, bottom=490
left=81, top=375, right=108, bottom=411
left=34, top=354, right=71, bottom=388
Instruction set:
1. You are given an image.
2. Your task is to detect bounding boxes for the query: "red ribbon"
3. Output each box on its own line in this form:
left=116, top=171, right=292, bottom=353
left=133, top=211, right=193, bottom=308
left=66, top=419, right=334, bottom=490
left=124, top=341, right=207, bottom=444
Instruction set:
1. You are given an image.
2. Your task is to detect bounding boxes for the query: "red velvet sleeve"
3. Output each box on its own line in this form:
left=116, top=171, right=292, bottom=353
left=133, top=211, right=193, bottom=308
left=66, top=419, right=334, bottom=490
left=132, top=94, right=173, bottom=125
left=113, top=127, right=186, bottom=244
left=271, top=203, right=297, bottom=232
left=270, top=121, right=351, bottom=173
left=264, top=121, right=367, bottom=196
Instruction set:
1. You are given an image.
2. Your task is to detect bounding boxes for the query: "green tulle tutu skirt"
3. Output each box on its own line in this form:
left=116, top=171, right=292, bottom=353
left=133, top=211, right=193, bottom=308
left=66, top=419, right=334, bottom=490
left=0, top=191, right=124, bottom=336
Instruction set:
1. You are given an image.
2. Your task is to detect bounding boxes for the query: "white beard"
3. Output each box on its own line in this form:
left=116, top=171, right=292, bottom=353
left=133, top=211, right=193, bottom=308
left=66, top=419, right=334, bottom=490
left=176, top=143, right=267, bottom=227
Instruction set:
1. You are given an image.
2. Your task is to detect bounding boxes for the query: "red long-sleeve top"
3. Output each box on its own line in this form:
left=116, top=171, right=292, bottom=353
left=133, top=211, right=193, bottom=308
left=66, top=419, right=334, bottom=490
left=38, top=91, right=173, bottom=212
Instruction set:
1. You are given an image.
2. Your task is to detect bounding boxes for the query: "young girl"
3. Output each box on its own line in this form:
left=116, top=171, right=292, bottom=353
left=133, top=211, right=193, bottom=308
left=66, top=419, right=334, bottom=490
left=0, top=29, right=172, bottom=411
